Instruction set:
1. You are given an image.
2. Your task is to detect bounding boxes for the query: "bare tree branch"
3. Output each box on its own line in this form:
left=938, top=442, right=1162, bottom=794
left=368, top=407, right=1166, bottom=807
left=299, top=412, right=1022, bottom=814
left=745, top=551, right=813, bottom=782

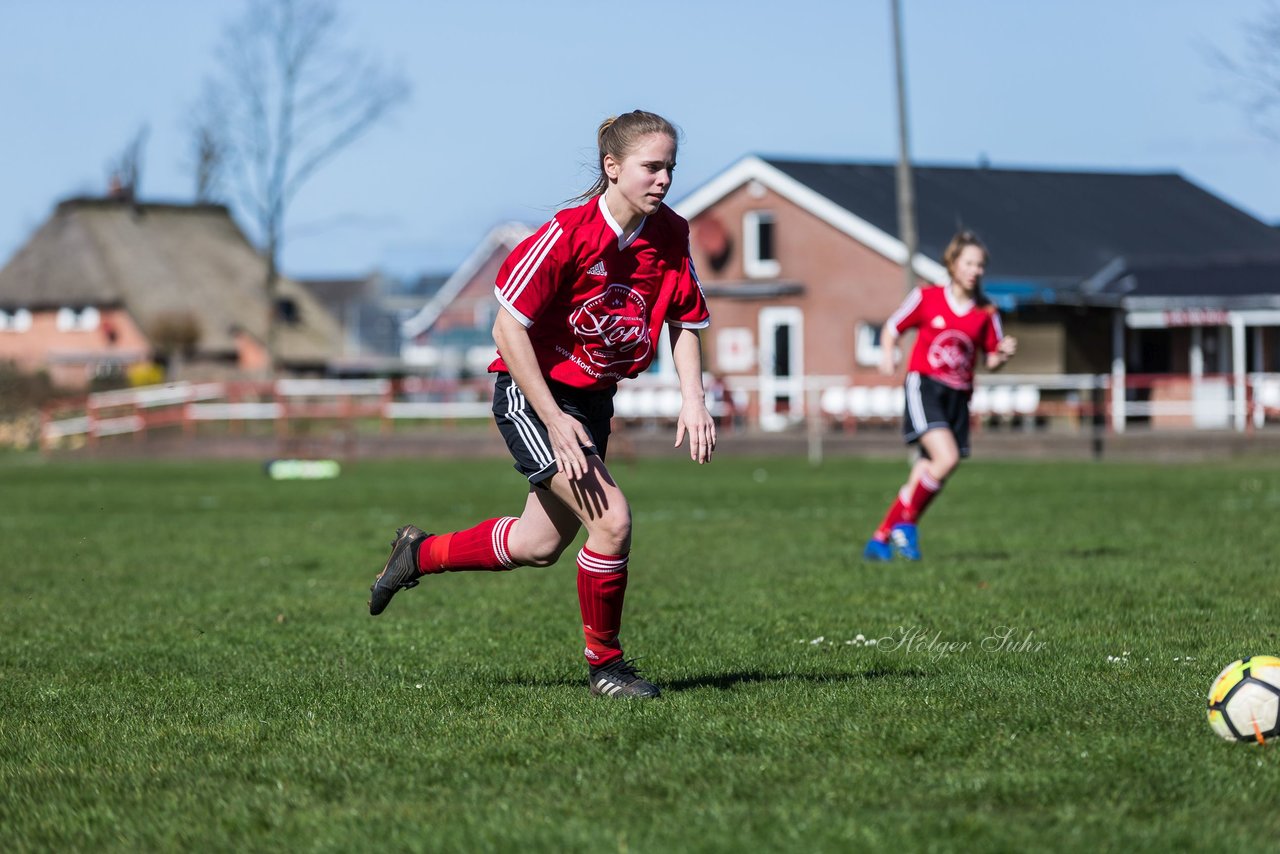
left=1211, top=0, right=1280, bottom=145
left=187, top=0, right=409, bottom=375
left=187, top=85, right=228, bottom=203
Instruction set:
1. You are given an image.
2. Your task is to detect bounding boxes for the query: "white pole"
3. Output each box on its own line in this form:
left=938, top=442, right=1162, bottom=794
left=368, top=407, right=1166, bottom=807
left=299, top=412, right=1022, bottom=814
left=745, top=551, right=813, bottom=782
left=1232, top=313, right=1247, bottom=431
left=1253, top=323, right=1266, bottom=429
left=1190, top=326, right=1203, bottom=429
left=1111, top=311, right=1126, bottom=434
left=807, top=386, right=823, bottom=466
left=1190, top=326, right=1203, bottom=381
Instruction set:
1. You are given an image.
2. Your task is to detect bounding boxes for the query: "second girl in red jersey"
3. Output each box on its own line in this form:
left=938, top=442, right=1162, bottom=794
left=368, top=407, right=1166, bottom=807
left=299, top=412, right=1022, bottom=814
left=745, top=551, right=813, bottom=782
left=368, top=110, right=715, bottom=699
left=864, top=230, right=1017, bottom=562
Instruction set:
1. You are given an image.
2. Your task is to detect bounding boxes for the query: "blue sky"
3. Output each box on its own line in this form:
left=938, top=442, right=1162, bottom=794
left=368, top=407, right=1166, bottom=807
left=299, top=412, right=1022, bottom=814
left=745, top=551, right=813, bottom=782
left=2, top=0, right=1277, bottom=279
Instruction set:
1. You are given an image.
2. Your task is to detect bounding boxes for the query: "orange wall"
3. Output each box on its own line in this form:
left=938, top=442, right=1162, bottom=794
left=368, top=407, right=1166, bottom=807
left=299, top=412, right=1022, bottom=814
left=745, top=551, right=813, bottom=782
left=235, top=331, right=271, bottom=374
left=0, top=308, right=150, bottom=387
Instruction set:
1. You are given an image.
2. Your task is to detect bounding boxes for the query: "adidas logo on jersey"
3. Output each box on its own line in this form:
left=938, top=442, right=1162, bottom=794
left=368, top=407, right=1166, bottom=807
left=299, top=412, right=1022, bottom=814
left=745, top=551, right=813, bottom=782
left=587, top=261, right=607, bottom=277
left=931, top=315, right=946, bottom=329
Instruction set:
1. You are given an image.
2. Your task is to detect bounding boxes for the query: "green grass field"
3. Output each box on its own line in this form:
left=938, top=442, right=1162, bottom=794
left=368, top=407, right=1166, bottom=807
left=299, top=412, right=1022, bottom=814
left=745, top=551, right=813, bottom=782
left=3, top=451, right=1280, bottom=852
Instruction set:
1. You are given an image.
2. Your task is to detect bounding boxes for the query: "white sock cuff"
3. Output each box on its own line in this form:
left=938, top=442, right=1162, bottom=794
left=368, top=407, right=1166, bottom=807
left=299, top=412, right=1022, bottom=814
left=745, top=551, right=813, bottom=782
left=493, top=516, right=519, bottom=569
left=577, top=548, right=629, bottom=574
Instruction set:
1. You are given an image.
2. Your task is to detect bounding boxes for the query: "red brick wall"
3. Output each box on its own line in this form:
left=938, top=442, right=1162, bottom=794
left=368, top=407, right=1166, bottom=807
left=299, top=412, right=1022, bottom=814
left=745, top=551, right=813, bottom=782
left=690, top=183, right=914, bottom=386
left=432, top=253, right=504, bottom=335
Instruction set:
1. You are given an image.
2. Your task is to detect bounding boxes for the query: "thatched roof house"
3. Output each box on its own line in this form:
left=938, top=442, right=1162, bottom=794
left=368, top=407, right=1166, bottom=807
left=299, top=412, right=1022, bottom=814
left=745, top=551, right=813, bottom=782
left=0, top=197, right=341, bottom=386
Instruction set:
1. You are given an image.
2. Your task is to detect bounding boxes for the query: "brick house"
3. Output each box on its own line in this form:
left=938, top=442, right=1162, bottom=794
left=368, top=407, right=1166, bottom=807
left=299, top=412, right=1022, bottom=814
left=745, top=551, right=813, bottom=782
left=400, top=223, right=532, bottom=378
left=0, top=197, right=342, bottom=388
left=673, top=156, right=1280, bottom=429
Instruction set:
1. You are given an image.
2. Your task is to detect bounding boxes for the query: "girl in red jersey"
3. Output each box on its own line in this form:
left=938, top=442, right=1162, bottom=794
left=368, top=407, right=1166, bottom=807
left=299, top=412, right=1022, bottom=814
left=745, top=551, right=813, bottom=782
left=863, top=230, right=1017, bottom=562
left=368, top=110, right=715, bottom=699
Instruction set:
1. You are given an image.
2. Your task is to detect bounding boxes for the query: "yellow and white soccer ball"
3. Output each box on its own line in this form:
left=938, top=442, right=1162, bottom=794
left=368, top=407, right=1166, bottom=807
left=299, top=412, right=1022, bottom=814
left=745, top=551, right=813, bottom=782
left=1207, top=656, right=1280, bottom=743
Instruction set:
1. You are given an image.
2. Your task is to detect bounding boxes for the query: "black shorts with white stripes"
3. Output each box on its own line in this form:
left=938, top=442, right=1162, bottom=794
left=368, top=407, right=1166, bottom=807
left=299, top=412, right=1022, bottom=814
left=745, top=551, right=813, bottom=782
left=492, top=372, right=615, bottom=485
left=902, top=372, right=972, bottom=458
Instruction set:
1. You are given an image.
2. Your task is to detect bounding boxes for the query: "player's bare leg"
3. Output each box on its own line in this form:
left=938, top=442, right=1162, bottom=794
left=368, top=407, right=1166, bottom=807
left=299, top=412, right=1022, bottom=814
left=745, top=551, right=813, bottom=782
left=369, top=483, right=579, bottom=617
left=545, top=459, right=657, bottom=699
left=504, top=486, right=583, bottom=567
left=889, top=429, right=960, bottom=560
left=917, top=428, right=960, bottom=482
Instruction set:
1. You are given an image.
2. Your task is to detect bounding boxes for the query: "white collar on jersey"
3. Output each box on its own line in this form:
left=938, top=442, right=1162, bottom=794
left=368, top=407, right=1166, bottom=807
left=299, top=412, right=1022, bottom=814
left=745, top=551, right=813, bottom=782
left=944, top=283, right=976, bottom=316
left=598, top=195, right=646, bottom=250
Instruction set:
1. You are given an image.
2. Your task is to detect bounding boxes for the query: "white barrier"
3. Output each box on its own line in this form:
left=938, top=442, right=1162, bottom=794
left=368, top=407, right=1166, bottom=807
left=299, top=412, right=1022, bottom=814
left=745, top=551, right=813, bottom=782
left=819, top=382, right=1041, bottom=419
left=275, top=378, right=390, bottom=397
left=384, top=402, right=493, bottom=419
left=42, top=374, right=1280, bottom=448
left=88, top=381, right=224, bottom=409
left=1258, top=377, right=1280, bottom=410
left=186, top=402, right=284, bottom=420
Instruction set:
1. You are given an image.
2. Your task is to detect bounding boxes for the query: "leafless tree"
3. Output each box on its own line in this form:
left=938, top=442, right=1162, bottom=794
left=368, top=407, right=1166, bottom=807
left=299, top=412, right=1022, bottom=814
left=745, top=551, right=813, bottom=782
left=188, top=88, right=228, bottom=204
left=1212, top=1, right=1280, bottom=145
left=193, top=0, right=410, bottom=374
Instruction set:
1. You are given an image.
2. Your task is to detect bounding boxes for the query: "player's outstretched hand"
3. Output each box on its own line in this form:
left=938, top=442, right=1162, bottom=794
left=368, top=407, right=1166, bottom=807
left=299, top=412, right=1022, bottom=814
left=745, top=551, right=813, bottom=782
left=675, top=400, right=716, bottom=464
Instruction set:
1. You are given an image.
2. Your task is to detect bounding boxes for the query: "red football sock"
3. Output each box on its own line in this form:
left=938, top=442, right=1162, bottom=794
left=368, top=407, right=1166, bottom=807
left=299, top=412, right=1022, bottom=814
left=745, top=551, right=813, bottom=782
left=416, top=517, right=519, bottom=573
left=576, top=547, right=628, bottom=667
left=906, top=473, right=944, bottom=522
left=873, top=489, right=913, bottom=542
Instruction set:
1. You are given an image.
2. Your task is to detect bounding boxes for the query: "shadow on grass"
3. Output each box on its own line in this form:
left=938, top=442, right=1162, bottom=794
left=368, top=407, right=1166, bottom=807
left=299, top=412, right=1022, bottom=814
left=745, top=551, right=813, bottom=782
left=948, top=550, right=1015, bottom=561
left=666, top=665, right=928, bottom=692
left=1060, top=546, right=1126, bottom=559
left=498, top=664, right=927, bottom=692
left=949, top=546, right=1126, bottom=561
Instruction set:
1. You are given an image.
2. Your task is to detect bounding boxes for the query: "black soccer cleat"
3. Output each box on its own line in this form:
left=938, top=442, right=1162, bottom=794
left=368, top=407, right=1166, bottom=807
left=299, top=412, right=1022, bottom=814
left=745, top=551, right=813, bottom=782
left=589, top=657, right=661, bottom=699
left=368, top=525, right=429, bottom=616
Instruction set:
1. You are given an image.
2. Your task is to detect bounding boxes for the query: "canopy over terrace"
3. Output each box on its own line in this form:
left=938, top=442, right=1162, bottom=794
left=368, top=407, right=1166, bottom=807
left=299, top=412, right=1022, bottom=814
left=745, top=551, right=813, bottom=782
left=1078, top=254, right=1280, bottom=431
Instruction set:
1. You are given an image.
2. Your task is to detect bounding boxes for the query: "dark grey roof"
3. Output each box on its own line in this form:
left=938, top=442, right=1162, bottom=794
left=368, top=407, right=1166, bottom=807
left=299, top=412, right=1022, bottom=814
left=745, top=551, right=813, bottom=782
left=762, top=158, right=1280, bottom=288
left=1087, top=254, right=1280, bottom=304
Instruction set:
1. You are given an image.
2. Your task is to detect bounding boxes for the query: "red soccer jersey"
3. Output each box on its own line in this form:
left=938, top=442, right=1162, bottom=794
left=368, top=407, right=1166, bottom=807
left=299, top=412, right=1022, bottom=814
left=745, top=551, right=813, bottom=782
left=888, top=285, right=1004, bottom=391
left=489, top=197, right=710, bottom=389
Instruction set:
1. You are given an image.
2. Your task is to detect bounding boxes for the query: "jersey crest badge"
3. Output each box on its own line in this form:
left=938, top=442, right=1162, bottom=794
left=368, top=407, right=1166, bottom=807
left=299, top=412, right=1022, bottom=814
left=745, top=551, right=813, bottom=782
left=569, top=284, right=651, bottom=370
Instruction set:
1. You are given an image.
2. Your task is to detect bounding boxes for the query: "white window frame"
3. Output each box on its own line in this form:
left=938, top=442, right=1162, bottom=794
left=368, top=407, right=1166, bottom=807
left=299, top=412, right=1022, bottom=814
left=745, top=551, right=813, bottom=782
left=856, top=321, right=885, bottom=367
left=758, top=306, right=804, bottom=431
left=56, top=306, right=99, bottom=331
left=2, top=308, right=35, bottom=332
left=743, top=210, right=780, bottom=279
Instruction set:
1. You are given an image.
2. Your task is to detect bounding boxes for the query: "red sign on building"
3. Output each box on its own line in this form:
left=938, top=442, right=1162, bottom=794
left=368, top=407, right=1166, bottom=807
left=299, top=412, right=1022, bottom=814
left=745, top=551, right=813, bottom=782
left=1162, top=309, right=1230, bottom=327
